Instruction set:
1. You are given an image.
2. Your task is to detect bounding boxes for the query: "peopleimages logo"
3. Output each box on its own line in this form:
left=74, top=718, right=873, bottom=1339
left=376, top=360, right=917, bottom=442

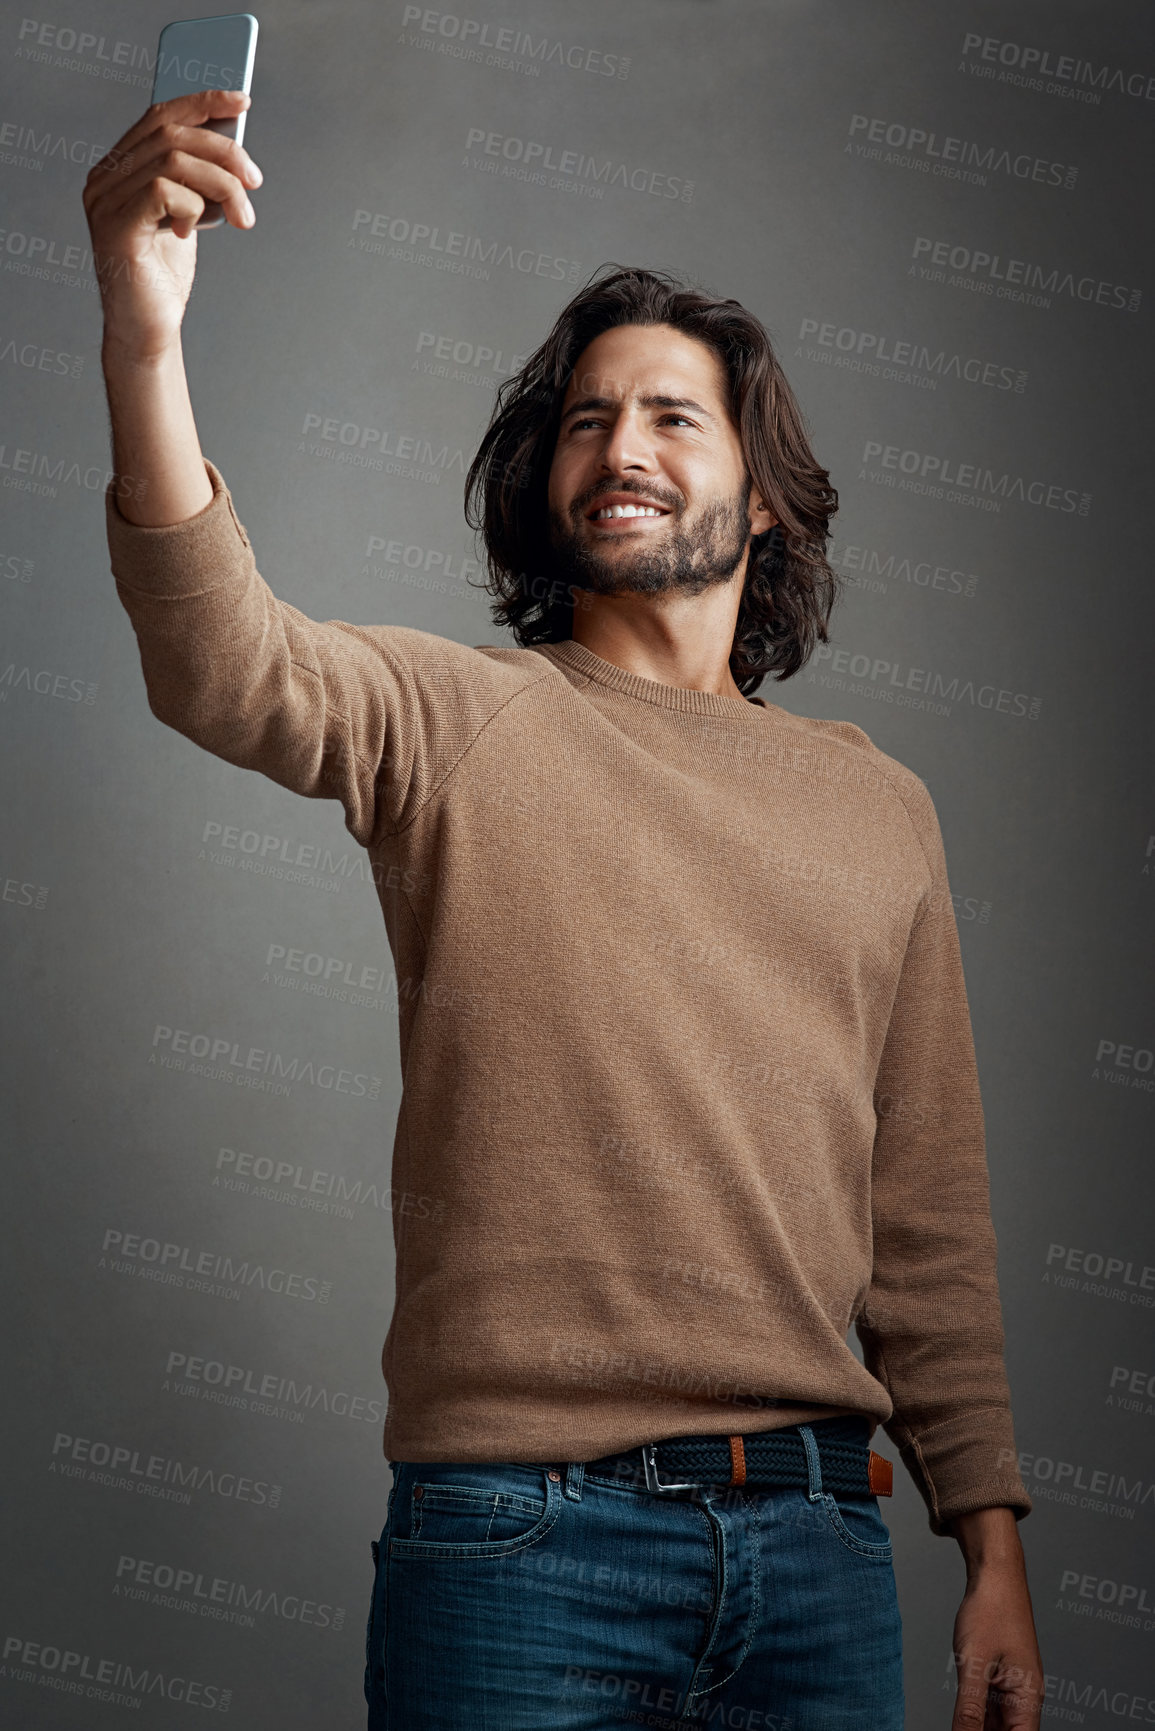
left=859, top=436, right=1090, bottom=516
left=808, top=643, right=1043, bottom=723
left=49, top=1429, right=281, bottom=1508
left=1056, top=1567, right=1155, bottom=1630
left=1043, top=1242, right=1155, bottom=1308
left=1093, top=1037, right=1155, bottom=1095
left=364, top=535, right=482, bottom=588
left=828, top=537, right=980, bottom=600
left=909, top=235, right=1141, bottom=313
left=938, top=1650, right=1155, bottom=1722
left=299, top=411, right=467, bottom=483
left=0, top=336, right=85, bottom=380
left=0, top=438, right=137, bottom=501
left=412, top=328, right=527, bottom=386
left=398, top=7, right=631, bottom=79
left=1108, top=1365, right=1155, bottom=1417
left=998, top=1445, right=1154, bottom=1519
left=0, top=116, right=114, bottom=171
left=547, top=1336, right=788, bottom=1411
left=797, top=317, right=1026, bottom=394
left=1, top=872, right=49, bottom=909
left=114, top=1553, right=345, bottom=1633
left=164, top=1350, right=387, bottom=1426
left=463, top=127, right=693, bottom=202
left=148, top=1021, right=382, bottom=1102
left=212, top=1144, right=445, bottom=1225
left=100, top=1228, right=333, bottom=1304
left=0, top=656, right=96, bottom=704
left=198, top=817, right=425, bottom=897
left=2, top=1634, right=230, bottom=1714
left=350, top=208, right=583, bottom=283
left=0, top=225, right=99, bottom=292
left=959, top=32, right=1155, bottom=105
left=847, top=113, right=1076, bottom=190
left=13, top=19, right=153, bottom=90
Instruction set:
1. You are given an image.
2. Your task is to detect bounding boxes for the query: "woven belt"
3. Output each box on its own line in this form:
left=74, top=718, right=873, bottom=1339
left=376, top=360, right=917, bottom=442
left=582, top=1415, right=893, bottom=1496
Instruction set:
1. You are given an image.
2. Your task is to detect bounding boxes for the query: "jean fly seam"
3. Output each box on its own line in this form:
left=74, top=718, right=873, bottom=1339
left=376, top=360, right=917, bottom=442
left=682, top=1493, right=734, bottom=1705
left=686, top=1490, right=761, bottom=1697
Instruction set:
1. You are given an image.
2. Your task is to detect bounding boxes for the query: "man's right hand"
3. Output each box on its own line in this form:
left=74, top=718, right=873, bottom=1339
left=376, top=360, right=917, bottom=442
left=83, top=89, right=262, bottom=359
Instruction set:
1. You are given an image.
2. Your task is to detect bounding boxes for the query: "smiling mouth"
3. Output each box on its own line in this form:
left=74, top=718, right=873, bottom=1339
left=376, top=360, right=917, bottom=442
left=585, top=502, right=672, bottom=522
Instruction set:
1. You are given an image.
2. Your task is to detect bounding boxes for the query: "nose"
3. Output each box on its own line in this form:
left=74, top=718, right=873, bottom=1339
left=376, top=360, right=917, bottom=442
left=597, top=407, right=656, bottom=477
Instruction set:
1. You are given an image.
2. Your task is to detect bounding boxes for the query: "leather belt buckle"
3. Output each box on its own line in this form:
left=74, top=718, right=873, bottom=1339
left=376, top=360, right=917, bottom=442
left=640, top=1443, right=700, bottom=1493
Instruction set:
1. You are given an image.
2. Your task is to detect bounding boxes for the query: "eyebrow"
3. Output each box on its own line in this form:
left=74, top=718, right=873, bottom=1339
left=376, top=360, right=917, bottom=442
left=559, top=394, right=716, bottom=427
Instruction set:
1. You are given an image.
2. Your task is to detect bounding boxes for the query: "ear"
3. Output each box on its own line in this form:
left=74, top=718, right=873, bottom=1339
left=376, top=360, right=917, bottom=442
left=749, top=493, right=778, bottom=535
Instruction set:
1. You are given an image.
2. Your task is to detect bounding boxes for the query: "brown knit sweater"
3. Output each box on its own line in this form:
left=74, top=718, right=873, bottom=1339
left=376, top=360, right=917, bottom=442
left=105, top=457, right=1032, bottom=1536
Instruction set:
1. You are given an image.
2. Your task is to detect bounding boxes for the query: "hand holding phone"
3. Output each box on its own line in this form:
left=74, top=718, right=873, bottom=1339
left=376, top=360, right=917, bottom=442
left=150, top=13, right=259, bottom=229
left=82, top=7, right=260, bottom=358
left=82, top=86, right=261, bottom=360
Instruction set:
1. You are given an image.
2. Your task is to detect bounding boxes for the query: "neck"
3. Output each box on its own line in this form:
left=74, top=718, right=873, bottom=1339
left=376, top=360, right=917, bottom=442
left=568, top=583, right=747, bottom=700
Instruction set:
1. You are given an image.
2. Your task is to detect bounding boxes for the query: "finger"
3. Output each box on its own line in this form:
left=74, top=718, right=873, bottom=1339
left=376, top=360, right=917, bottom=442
left=987, top=1673, right=1043, bottom=1730
left=951, top=1658, right=1042, bottom=1731
left=88, top=112, right=260, bottom=208
left=87, top=89, right=251, bottom=190
left=950, top=1650, right=996, bottom=1731
left=949, top=1680, right=989, bottom=1731
left=86, top=120, right=259, bottom=233
left=143, top=176, right=207, bottom=242
left=92, top=138, right=254, bottom=231
left=93, top=146, right=254, bottom=233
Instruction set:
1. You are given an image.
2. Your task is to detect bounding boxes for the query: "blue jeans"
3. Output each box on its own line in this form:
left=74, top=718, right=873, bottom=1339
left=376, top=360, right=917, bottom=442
left=364, top=1422, right=904, bottom=1728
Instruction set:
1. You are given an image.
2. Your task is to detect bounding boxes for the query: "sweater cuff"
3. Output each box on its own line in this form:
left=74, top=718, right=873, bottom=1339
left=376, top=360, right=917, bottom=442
left=898, top=1410, right=1034, bottom=1537
left=105, top=458, right=252, bottom=597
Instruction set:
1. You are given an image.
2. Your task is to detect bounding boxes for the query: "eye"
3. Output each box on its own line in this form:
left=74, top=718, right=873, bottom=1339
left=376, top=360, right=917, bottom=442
left=564, top=411, right=699, bottom=435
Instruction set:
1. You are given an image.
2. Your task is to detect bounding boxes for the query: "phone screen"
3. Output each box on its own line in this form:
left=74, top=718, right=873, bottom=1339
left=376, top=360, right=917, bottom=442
left=151, top=12, right=258, bottom=228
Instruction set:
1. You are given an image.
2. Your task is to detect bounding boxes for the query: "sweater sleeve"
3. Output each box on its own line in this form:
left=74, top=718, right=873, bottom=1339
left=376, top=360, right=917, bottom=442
left=855, top=776, right=1033, bottom=1537
left=104, top=457, right=531, bottom=847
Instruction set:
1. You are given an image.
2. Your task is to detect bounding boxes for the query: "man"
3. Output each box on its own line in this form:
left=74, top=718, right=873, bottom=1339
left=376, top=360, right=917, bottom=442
left=87, top=89, right=1043, bottom=1730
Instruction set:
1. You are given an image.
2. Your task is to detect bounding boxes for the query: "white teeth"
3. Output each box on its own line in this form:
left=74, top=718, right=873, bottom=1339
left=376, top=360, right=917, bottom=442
left=592, top=503, right=665, bottom=519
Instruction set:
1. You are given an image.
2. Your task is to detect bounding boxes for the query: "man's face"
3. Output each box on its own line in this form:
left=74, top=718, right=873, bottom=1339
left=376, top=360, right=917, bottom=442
left=545, top=322, right=773, bottom=599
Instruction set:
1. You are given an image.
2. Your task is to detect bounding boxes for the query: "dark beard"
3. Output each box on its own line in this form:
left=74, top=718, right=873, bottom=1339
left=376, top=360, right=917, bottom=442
left=547, top=479, right=752, bottom=599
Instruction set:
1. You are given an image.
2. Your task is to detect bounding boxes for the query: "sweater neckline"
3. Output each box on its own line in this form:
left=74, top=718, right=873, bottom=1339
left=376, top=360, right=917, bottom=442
left=535, top=638, right=772, bottom=718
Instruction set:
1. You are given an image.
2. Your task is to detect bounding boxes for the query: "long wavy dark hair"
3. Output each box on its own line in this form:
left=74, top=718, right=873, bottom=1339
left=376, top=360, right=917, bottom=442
left=464, top=264, right=842, bottom=692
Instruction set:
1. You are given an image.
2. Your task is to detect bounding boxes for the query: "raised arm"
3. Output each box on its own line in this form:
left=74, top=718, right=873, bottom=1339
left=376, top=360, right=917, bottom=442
left=84, top=86, right=259, bottom=524
left=87, top=89, right=549, bottom=850
left=103, top=457, right=432, bottom=847
left=85, top=89, right=391, bottom=842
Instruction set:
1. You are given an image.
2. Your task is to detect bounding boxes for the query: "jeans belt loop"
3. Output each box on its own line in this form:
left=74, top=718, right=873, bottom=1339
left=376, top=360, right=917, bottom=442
left=797, top=1423, right=824, bottom=1503
left=563, top=1460, right=584, bottom=1502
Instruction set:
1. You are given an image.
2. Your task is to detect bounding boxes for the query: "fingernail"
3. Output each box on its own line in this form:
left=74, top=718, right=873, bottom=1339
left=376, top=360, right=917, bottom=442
left=242, top=196, right=256, bottom=225
left=246, top=161, right=263, bottom=186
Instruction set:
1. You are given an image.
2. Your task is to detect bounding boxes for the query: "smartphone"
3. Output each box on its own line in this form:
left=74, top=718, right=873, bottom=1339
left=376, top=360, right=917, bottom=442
left=151, top=13, right=258, bottom=229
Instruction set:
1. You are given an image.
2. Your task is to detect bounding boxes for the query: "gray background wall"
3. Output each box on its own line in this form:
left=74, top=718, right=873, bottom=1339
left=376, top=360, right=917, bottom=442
left=2, top=0, right=1153, bottom=1723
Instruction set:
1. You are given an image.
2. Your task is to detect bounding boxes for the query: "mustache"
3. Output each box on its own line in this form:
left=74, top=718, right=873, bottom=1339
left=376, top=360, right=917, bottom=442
left=573, top=479, right=683, bottom=516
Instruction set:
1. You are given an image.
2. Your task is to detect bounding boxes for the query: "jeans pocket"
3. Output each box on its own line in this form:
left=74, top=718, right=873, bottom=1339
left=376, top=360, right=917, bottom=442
left=387, top=1463, right=562, bottom=1560
left=819, top=1490, right=894, bottom=1560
